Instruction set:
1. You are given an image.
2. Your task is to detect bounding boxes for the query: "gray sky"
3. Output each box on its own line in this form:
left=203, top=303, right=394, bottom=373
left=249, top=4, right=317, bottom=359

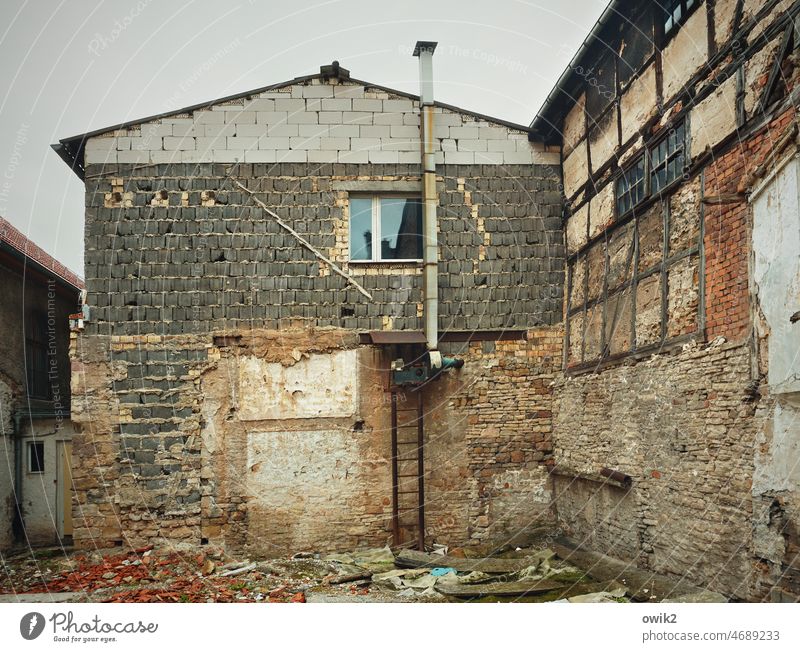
left=0, top=0, right=606, bottom=273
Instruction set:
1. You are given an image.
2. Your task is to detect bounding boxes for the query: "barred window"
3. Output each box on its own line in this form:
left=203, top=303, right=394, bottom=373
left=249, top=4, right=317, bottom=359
left=616, top=155, right=646, bottom=216
left=25, top=311, right=51, bottom=400
left=650, top=122, right=686, bottom=193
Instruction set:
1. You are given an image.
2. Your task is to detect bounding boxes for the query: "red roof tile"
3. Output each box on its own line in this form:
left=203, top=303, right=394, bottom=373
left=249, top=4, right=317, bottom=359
left=0, top=216, right=84, bottom=290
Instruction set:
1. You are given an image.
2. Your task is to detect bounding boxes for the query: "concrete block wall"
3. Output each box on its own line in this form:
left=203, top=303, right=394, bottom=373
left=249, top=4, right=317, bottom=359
left=81, top=162, right=564, bottom=336
left=84, top=79, right=559, bottom=168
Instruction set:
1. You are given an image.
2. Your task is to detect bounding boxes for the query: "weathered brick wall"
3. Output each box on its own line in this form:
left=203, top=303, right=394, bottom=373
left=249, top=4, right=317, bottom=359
left=553, top=341, right=759, bottom=598
left=82, top=162, right=563, bottom=335
left=704, top=108, right=796, bottom=342
left=69, top=326, right=561, bottom=555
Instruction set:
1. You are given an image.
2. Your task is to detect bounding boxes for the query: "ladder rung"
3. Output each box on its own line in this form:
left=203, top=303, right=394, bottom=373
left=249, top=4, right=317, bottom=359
left=396, top=474, right=420, bottom=478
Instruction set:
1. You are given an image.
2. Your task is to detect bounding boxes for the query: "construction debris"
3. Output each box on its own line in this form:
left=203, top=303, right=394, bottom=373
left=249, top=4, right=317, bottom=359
left=0, top=537, right=722, bottom=603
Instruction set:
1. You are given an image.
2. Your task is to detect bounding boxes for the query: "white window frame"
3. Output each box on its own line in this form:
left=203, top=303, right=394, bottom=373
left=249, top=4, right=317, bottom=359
left=348, top=195, right=423, bottom=263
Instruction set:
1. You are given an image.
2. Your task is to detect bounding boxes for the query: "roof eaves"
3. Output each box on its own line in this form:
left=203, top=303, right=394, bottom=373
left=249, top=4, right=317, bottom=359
left=529, top=0, right=618, bottom=141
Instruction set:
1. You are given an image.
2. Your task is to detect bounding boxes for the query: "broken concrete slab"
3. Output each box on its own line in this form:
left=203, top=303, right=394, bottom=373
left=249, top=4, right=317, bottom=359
left=395, top=549, right=543, bottom=574
left=0, top=592, right=82, bottom=603
left=435, top=578, right=568, bottom=598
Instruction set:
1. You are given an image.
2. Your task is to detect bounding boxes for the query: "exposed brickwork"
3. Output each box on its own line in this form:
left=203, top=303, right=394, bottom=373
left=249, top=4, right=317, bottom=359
left=703, top=108, right=796, bottom=343
left=553, top=341, right=759, bottom=599
left=69, top=325, right=562, bottom=554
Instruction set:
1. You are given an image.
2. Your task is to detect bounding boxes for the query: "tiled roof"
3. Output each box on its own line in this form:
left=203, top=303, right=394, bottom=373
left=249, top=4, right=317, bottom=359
left=0, top=216, right=84, bottom=290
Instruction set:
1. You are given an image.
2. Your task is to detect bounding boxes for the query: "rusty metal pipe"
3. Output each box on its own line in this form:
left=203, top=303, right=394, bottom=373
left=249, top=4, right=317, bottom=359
left=600, top=467, right=632, bottom=487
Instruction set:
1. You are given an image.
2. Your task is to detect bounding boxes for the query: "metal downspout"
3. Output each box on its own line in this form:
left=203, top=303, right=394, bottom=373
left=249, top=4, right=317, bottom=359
left=414, top=41, right=439, bottom=351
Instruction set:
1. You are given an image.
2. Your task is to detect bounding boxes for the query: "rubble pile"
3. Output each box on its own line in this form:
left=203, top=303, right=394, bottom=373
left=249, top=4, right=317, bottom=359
left=1, top=540, right=723, bottom=603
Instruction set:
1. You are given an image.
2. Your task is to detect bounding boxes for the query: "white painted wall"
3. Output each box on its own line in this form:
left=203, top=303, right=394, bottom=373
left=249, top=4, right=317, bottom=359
left=752, top=153, right=800, bottom=500
left=84, top=79, right=558, bottom=167
left=752, top=154, right=800, bottom=394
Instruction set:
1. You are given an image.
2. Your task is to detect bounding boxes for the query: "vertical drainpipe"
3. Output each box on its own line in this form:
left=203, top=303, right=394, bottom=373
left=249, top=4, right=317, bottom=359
left=413, top=41, right=439, bottom=351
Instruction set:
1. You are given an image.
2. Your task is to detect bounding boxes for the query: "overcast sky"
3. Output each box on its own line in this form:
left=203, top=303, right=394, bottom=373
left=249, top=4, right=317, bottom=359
left=0, top=0, right=606, bottom=273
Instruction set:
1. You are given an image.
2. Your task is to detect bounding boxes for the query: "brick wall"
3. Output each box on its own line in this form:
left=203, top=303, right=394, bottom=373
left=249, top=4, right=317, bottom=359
left=553, top=341, right=759, bottom=598
left=69, top=326, right=562, bottom=554
left=704, top=108, right=796, bottom=342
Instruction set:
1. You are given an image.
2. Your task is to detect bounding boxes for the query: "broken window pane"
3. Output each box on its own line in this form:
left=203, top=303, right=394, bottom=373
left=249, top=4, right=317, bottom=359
left=349, top=197, right=373, bottom=260
left=615, top=155, right=645, bottom=217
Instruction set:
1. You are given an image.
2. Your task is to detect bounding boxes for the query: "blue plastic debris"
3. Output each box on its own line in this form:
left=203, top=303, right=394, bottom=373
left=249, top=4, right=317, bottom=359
left=430, top=567, right=456, bottom=577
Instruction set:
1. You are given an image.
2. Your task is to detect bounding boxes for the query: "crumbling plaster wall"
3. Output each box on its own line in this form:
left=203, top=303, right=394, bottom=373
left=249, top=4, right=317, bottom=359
left=751, top=151, right=800, bottom=600
left=70, top=326, right=562, bottom=555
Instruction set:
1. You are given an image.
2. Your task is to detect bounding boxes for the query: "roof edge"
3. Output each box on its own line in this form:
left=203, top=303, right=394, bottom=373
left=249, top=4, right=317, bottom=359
left=54, top=71, right=533, bottom=178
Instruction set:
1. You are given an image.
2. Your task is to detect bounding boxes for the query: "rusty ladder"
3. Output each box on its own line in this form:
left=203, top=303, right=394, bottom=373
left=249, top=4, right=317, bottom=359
left=390, top=387, right=425, bottom=551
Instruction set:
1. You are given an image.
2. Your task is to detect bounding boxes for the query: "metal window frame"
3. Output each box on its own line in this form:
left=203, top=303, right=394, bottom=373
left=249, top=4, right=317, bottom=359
left=349, top=194, right=423, bottom=263
left=649, top=121, right=686, bottom=194
left=615, top=154, right=647, bottom=217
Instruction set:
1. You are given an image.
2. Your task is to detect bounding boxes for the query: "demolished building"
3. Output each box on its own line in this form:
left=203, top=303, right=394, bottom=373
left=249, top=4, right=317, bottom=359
left=51, top=0, right=799, bottom=602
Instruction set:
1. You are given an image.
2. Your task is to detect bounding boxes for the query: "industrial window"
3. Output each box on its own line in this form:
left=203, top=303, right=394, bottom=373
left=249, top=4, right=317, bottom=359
left=349, top=196, right=423, bottom=262
left=25, top=310, right=51, bottom=400
left=662, top=0, right=697, bottom=38
left=650, top=121, right=686, bottom=194
left=28, top=442, right=44, bottom=474
left=616, top=155, right=646, bottom=216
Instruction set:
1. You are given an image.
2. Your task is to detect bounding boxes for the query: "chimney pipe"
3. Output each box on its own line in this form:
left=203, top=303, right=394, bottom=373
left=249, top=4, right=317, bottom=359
left=413, top=41, right=438, bottom=351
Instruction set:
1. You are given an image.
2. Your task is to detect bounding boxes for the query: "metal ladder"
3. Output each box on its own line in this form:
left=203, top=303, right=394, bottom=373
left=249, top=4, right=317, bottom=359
left=390, top=387, right=425, bottom=550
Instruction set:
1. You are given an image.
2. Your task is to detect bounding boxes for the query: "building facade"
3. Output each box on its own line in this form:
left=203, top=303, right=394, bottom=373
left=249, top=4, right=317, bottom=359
left=54, top=0, right=800, bottom=601
left=0, top=216, right=82, bottom=548
left=532, top=0, right=799, bottom=600
left=56, top=62, right=565, bottom=555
